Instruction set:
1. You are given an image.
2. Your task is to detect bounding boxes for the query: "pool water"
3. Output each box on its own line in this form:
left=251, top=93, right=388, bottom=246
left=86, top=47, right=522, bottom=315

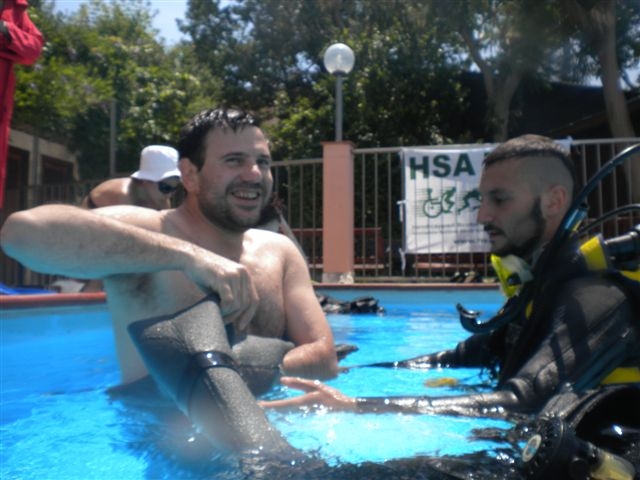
left=1, top=290, right=522, bottom=479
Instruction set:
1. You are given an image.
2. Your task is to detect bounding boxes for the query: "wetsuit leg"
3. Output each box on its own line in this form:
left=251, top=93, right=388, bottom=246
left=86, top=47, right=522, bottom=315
left=176, top=350, right=239, bottom=410
left=127, top=294, right=296, bottom=455
left=230, top=334, right=294, bottom=396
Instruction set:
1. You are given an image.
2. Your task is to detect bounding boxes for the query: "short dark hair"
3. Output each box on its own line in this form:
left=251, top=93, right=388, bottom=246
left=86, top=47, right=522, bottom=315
left=177, top=107, right=261, bottom=170
left=484, top=134, right=577, bottom=197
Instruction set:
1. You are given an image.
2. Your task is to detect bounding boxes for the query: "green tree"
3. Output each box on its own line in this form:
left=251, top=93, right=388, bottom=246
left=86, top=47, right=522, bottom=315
left=14, top=0, right=220, bottom=179
left=181, top=0, right=469, bottom=159
left=14, top=0, right=638, bottom=181
left=427, top=0, right=569, bottom=141
left=558, top=0, right=639, bottom=201
left=426, top=0, right=639, bottom=144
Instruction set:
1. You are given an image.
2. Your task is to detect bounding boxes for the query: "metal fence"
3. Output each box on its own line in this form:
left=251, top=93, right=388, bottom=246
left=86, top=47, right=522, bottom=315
left=1, top=138, right=639, bottom=288
left=272, top=138, right=639, bottom=282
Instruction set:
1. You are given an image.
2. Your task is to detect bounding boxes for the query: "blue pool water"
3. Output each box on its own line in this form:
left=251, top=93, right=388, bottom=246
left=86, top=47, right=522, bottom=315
left=1, top=288, right=521, bottom=479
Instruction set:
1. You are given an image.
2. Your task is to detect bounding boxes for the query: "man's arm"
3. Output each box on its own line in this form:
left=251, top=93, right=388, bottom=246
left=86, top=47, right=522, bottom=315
left=0, top=204, right=257, bottom=327
left=0, top=7, right=43, bottom=65
left=2, top=205, right=320, bottom=466
left=265, top=277, right=637, bottom=415
left=366, top=332, right=496, bottom=369
left=260, top=376, right=522, bottom=417
left=279, top=237, right=339, bottom=380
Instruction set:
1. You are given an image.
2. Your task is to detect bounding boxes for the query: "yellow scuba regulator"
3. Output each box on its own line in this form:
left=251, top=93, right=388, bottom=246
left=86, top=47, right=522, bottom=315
left=491, top=227, right=640, bottom=300
left=490, top=254, right=531, bottom=298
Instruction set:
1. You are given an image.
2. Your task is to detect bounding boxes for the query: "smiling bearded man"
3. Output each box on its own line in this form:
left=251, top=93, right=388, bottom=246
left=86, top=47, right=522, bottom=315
left=1, top=107, right=338, bottom=459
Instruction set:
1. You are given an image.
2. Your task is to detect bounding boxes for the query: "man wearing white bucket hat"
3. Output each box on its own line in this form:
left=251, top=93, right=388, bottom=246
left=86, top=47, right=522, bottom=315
left=81, top=145, right=181, bottom=210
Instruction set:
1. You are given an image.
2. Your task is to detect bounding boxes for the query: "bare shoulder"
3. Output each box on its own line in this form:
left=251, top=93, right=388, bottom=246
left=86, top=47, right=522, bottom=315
left=96, top=177, right=129, bottom=190
left=245, top=228, right=298, bottom=254
left=90, top=178, right=131, bottom=205
left=243, top=228, right=309, bottom=279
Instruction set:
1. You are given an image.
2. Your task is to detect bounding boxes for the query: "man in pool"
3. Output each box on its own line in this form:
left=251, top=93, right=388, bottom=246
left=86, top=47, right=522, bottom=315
left=0, top=107, right=338, bottom=458
left=75, top=144, right=182, bottom=293
left=261, top=134, right=640, bottom=418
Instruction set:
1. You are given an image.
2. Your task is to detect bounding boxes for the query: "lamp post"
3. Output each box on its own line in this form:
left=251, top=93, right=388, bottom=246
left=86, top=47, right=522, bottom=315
left=323, top=43, right=355, bottom=141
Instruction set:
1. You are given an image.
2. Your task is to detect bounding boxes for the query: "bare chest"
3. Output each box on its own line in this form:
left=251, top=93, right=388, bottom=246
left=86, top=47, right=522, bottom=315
left=244, top=261, right=286, bottom=338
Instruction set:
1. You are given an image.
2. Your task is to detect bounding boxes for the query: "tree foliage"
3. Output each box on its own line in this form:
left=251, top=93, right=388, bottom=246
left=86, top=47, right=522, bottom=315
left=557, top=0, right=639, bottom=201
left=14, top=0, right=220, bottom=179
left=12, top=0, right=639, bottom=178
left=180, top=0, right=472, bottom=158
left=180, top=0, right=637, bottom=153
left=426, top=0, right=569, bottom=141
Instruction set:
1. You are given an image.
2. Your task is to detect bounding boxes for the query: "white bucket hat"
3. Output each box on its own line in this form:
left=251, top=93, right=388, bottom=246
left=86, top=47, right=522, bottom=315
left=130, top=145, right=181, bottom=182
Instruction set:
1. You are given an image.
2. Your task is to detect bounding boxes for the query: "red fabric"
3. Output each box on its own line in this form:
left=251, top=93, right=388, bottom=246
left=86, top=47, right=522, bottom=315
left=0, top=0, right=43, bottom=208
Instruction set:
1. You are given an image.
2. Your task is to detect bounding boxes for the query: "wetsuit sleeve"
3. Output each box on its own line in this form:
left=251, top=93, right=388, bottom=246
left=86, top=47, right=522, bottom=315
left=355, top=389, right=520, bottom=417
left=375, top=332, right=498, bottom=369
left=501, top=276, right=636, bottom=412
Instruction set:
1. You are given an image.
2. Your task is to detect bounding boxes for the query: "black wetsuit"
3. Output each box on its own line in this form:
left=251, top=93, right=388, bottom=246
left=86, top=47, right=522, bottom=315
left=362, top=237, right=640, bottom=416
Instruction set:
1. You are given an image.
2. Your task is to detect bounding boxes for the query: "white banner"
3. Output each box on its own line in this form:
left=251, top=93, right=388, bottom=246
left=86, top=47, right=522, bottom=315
left=401, top=146, right=494, bottom=254
left=401, top=139, right=572, bottom=254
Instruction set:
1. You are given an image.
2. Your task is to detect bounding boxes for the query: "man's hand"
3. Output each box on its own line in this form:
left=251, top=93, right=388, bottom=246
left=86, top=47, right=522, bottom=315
left=258, top=377, right=357, bottom=411
left=185, top=251, right=258, bottom=331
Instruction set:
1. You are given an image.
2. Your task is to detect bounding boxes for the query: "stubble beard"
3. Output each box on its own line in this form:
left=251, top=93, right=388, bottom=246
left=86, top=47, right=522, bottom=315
left=197, top=187, right=268, bottom=233
left=493, top=198, right=546, bottom=260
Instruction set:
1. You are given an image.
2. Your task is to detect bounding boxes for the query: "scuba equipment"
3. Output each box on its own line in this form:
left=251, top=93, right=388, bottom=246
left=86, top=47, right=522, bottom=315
left=490, top=254, right=533, bottom=297
left=521, top=416, right=636, bottom=480
left=316, top=294, right=385, bottom=314
left=456, top=223, right=640, bottom=333
left=458, top=143, right=640, bottom=334
left=579, top=226, right=640, bottom=280
left=601, top=224, right=640, bottom=273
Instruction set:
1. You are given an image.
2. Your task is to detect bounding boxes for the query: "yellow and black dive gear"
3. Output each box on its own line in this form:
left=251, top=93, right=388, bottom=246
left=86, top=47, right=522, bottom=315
left=522, top=416, right=636, bottom=480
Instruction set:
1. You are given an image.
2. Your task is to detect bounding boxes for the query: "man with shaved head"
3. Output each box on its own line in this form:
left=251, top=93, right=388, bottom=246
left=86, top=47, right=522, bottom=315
left=263, top=134, right=640, bottom=421
left=478, top=134, right=577, bottom=260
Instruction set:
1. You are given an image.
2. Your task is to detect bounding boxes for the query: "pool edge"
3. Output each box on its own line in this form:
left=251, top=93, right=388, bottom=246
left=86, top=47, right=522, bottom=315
left=0, top=292, right=107, bottom=309
left=316, top=282, right=499, bottom=291
left=0, top=283, right=498, bottom=310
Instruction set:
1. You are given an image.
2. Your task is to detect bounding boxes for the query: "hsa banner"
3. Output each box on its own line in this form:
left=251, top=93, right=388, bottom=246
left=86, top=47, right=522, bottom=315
left=401, top=146, right=494, bottom=254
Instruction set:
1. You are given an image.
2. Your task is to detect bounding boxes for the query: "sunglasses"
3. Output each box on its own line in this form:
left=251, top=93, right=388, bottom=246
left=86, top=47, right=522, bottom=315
left=157, top=179, right=181, bottom=194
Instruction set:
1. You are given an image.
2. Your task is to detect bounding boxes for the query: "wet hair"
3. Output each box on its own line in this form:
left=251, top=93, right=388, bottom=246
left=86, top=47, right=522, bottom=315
left=484, top=134, right=577, bottom=198
left=177, top=107, right=261, bottom=170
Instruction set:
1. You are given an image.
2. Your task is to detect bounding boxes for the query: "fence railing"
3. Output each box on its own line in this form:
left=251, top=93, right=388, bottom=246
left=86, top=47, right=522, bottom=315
left=1, top=138, right=639, bottom=288
left=272, top=138, right=639, bottom=282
